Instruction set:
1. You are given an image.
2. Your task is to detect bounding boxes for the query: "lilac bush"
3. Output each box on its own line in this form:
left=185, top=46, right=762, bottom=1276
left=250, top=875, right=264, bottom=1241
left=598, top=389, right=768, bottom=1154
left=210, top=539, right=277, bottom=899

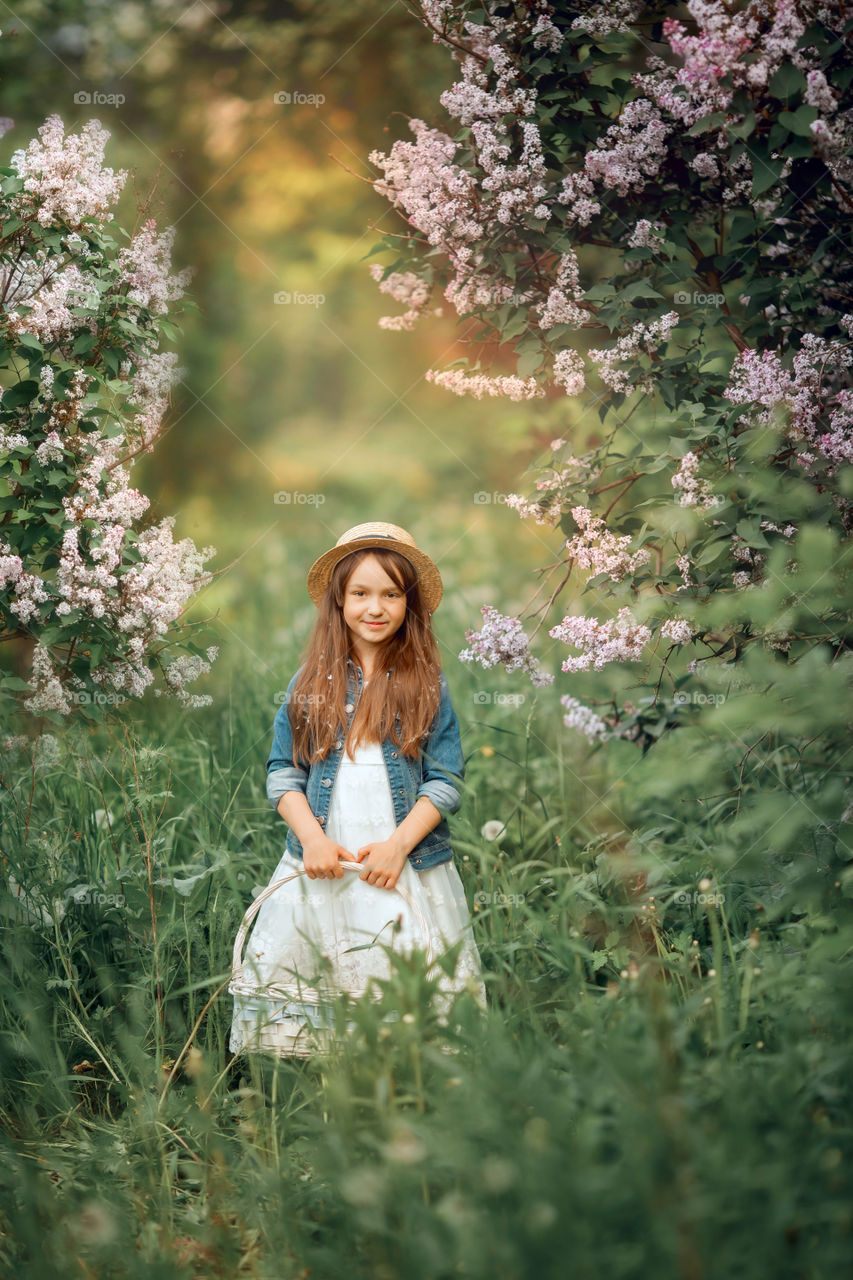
left=0, top=115, right=218, bottom=720
left=366, top=1, right=853, bottom=754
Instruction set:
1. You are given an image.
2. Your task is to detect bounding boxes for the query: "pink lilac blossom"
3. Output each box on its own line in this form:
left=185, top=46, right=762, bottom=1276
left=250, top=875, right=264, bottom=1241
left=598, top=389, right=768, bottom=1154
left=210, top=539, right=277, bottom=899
left=691, top=152, right=720, bottom=180
left=425, top=368, right=544, bottom=400
left=549, top=607, right=651, bottom=673
left=369, top=7, right=554, bottom=327
left=805, top=70, right=839, bottom=115
left=638, top=1, right=809, bottom=129
left=582, top=99, right=672, bottom=198
left=459, top=604, right=554, bottom=686
left=760, top=520, right=797, bottom=538
left=588, top=311, right=680, bottom=394
left=506, top=454, right=596, bottom=525
left=564, top=506, right=651, bottom=582
left=34, top=430, right=64, bottom=465
left=723, top=335, right=853, bottom=474
left=627, top=220, right=667, bottom=250
left=368, top=263, right=433, bottom=330
left=536, top=250, right=587, bottom=330
left=8, top=114, right=127, bottom=228
left=671, top=451, right=723, bottom=509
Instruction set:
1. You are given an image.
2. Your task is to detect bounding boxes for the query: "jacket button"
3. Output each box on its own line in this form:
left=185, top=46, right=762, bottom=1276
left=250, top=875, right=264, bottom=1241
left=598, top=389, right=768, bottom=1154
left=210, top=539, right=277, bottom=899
left=345, top=703, right=354, bottom=713
left=322, top=778, right=331, bottom=788
left=318, top=815, right=325, bottom=825
left=336, top=740, right=343, bottom=750
left=398, top=788, right=404, bottom=795
left=391, top=751, right=398, bottom=758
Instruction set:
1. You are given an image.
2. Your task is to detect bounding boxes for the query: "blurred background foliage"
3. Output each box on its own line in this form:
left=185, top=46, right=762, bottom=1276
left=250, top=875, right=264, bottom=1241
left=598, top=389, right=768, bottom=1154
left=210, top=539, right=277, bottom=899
left=0, top=0, right=581, bottom=685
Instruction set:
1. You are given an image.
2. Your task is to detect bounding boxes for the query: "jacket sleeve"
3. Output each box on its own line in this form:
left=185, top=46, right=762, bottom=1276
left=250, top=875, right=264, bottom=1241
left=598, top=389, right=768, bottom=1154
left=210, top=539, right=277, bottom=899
left=266, top=668, right=309, bottom=809
left=416, top=671, right=465, bottom=816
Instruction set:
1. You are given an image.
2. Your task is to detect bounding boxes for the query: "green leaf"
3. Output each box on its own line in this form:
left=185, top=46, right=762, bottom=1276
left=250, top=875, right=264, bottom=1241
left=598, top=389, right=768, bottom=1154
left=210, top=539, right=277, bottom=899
left=516, top=349, right=542, bottom=378
left=16, top=332, right=43, bottom=353
left=72, top=330, right=97, bottom=356
left=735, top=519, right=771, bottom=549
left=0, top=675, right=32, bottom=691
left=695, top=539, right=730, bottom=567
left=1, top=379, right=39, bottom=409
left=752, top=155, right=786, bottom=198
left=617, top=280, right=663, bottom=302
left=769, top=64, right=806, bottom=99
left=779, top=105, right=819, bottom=137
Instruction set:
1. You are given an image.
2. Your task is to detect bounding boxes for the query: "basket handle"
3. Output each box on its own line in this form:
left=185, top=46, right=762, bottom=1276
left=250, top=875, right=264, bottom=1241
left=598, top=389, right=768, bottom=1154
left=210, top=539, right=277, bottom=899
left=231, top=859, right=435, bottom=985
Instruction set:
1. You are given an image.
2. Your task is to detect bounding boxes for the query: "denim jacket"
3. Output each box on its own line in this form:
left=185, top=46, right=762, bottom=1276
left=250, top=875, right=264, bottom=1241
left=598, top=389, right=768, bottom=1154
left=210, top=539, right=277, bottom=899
left=266, top=655, right=465, bottom=871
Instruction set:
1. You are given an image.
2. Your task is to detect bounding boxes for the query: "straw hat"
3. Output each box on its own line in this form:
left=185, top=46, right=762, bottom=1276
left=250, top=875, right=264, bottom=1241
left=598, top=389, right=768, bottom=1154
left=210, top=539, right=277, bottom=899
left=306, top=521, right=443, bottom=613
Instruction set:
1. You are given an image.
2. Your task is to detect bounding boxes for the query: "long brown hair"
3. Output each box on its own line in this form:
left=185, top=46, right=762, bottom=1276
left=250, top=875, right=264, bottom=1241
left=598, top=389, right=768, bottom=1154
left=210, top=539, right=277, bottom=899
left=289, top=547, right=441, bottom=764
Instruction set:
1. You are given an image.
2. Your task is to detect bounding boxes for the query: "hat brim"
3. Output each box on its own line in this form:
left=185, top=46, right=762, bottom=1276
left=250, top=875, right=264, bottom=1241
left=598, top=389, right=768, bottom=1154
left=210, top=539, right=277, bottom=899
left=306, top=537, right=443, bottom=613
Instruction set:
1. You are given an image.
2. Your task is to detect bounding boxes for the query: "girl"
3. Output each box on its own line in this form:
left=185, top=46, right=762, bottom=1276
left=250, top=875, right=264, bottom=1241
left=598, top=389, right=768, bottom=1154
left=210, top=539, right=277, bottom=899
left=229, top=520, right=487, bottom=1057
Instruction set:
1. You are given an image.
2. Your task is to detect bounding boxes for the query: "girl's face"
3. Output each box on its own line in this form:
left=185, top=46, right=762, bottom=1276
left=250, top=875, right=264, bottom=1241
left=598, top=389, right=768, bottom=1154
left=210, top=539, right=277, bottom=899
left=342, top=553, right=408, bottom=652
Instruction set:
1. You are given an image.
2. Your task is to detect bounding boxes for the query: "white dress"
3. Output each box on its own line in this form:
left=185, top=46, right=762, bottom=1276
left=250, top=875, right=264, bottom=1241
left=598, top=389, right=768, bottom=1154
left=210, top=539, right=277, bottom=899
left=229, top=740, right=487, bottom=1057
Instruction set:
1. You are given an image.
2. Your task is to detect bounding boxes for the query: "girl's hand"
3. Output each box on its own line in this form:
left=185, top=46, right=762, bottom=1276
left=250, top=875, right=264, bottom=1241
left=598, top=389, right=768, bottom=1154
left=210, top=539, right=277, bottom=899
left=355, top=839, right=409, bottom=891
left=302, top=834, right=352, bottom=880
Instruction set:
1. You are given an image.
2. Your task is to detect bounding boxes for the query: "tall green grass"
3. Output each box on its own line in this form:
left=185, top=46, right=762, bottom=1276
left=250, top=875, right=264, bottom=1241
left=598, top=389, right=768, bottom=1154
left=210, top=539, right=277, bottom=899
left=1, top=585, right=851, bottom=1278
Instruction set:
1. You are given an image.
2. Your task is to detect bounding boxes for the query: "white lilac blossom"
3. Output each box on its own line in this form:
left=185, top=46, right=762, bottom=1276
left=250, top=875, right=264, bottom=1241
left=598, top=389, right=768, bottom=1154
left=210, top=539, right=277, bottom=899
left=676, top=553, right=694, bottom=591
left=559, top=694, right=610, bottom=742
left=0, top=538, right=50, bottom=624
left=425, top=368, right=544, bottom=400
left=459, top=604, right=554, bottom=686
left=1, top=111, right=218, bottom=718
left=671, top=451, right=723, bottom=509
left=23, top=644, right=73, bottom=715
left=564, top=506, right=651, bottom=582
left=505, top=456, right=593, bottom=526
left=5, top=261, right=102, bottom=343
left=153, top=646, right=219, bottom=708
left=571, top=1, right=643, bottom=35
left=116, top=220, right=193, bottom=317
left=503, top=493, right=562, bottom=526
left=8, top=114, right=127, bottom=227
left=549, top=607, right=651, bottom=673
left=588, top=312, right=680, bottom=394
left=582, top=99, right=673, bottom=198
left=552, top=349, right=586, bottom=396
left=661, top=617, right=696, bottom=645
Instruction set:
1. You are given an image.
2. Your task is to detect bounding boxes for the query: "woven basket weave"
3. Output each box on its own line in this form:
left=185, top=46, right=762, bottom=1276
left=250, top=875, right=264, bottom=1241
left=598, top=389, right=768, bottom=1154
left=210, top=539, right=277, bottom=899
left=229, top=859, right=435, bottom=1004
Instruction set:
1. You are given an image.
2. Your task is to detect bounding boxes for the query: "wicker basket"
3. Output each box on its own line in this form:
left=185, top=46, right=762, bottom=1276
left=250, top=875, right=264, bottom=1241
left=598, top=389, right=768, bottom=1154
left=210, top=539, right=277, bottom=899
left=228, top=859, right=435, bottom=1055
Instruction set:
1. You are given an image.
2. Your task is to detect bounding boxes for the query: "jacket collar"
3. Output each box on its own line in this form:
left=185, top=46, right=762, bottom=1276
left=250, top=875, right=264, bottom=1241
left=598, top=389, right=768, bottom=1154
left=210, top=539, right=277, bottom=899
left=347, top=653, right=394, bottom=678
